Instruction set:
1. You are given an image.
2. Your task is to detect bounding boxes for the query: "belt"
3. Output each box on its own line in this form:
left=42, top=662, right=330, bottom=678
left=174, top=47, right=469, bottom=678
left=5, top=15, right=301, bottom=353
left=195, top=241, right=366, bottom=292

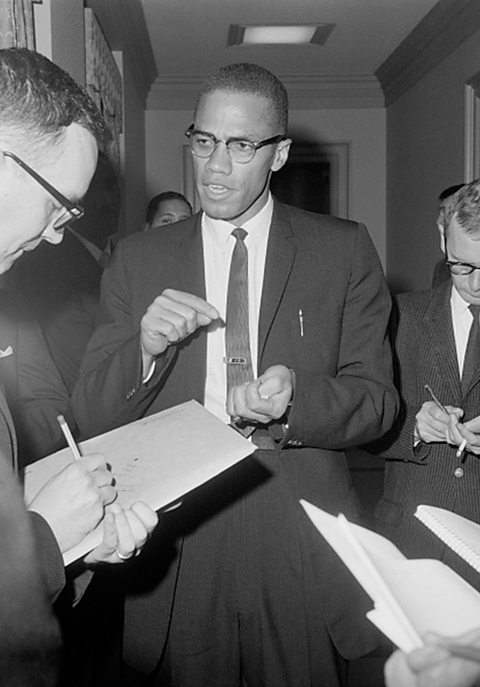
left=252, top=428, right=276, bottom=450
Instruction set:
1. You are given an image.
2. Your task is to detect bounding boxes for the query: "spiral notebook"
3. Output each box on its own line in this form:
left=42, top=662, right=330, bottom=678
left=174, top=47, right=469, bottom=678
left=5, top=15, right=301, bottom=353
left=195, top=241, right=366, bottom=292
left=415, top=505, right=480, bottom=574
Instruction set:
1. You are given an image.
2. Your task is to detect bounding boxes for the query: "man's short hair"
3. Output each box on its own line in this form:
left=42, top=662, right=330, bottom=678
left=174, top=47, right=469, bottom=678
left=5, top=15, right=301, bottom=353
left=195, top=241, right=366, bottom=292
left=444, top=179, right=480, bottom=235
left=437, top=184, right=465, bottom=230
left=194, top=62, right=288, bottom=134
left=146, top=192, right=193, bottom=224
left=438, top=184, right=465, bottom=202
left=0, top=47, right=106, bottom=154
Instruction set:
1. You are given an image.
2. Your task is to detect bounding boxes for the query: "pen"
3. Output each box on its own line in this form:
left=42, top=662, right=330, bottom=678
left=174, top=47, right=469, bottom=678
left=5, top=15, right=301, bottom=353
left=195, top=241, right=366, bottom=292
left=57, top=414, right=82, bottom=460
left=424, top=384, right=448, bottom=413
left=457, top=438, right=468, bottom=460
left=424, top=385, right=467, bottom=459
left=298, top=308, right=304, bottom=337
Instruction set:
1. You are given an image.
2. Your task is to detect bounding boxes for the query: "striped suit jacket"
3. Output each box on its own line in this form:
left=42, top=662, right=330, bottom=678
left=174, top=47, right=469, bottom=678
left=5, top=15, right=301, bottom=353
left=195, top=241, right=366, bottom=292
left=375, top=280, right=480, bottom=588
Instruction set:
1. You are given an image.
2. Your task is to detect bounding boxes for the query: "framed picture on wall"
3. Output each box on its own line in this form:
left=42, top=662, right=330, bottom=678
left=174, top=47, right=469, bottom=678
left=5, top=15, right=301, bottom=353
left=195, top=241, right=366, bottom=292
left=270, top=142, right=349, bottom=218
left=84, top=7, right=123, bottom=172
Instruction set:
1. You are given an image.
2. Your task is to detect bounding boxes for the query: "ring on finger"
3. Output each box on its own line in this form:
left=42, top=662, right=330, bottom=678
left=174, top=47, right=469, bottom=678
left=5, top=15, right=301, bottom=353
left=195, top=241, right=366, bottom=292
left=115, top=549, right=131, bottom=561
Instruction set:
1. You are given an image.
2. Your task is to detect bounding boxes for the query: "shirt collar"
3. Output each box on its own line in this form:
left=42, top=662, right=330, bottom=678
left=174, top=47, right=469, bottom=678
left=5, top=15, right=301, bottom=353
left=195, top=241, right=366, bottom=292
left=451, top=283, right=473, bottom=318
left=202, top=192, right=273, bottom=248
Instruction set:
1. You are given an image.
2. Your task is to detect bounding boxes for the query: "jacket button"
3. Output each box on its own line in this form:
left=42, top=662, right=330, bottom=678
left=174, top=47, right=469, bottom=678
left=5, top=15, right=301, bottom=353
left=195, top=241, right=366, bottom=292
left=454, top=467, right=464, bottom=478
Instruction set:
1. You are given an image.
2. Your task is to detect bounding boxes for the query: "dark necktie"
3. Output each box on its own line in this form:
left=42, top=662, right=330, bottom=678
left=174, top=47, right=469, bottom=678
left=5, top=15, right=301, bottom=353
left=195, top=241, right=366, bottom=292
left=225, top=228, right=254, bottom=430
left=461, top=304, right=480, bottom=395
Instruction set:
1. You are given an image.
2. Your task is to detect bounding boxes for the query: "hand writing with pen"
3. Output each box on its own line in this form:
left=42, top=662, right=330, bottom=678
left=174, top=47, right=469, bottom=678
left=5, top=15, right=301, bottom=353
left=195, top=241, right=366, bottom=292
left=446, top=415, right=480, bottom=457
left=416, top=385, right=468, bottom=458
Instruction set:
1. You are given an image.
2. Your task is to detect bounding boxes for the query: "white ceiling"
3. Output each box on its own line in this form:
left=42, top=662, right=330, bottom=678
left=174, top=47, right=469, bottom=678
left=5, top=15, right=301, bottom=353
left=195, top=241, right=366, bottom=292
left=140, top=0, right=440, bottom=80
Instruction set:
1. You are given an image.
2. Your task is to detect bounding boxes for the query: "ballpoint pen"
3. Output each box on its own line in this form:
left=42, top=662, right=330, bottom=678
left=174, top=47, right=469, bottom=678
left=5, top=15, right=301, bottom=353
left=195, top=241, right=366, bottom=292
left=424, top=384, right=448, bottom=413
left=424, top=385, right=466, bottom=459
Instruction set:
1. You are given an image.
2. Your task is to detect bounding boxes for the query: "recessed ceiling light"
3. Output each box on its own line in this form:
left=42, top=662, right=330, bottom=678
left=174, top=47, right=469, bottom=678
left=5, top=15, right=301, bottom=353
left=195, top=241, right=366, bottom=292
left=227, top=24, right=335, bottom=46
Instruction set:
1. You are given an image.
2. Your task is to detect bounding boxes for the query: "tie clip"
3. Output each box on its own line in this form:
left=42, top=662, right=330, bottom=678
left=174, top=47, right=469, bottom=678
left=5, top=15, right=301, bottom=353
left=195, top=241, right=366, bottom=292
left=223, top=356, right=247, bottom=365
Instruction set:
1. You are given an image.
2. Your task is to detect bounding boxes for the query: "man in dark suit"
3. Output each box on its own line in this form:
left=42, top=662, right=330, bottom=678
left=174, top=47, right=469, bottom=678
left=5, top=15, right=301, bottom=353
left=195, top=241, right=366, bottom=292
left=0, top=48, right=157, bottom=685
left=73, top=62, right=398, bottom=686
left=376, top=178, right=480, bottom=590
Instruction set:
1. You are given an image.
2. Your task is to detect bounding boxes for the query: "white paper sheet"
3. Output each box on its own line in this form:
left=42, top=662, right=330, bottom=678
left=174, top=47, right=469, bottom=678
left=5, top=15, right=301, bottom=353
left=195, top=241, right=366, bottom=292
left=24, top=400, right=254, bottom=565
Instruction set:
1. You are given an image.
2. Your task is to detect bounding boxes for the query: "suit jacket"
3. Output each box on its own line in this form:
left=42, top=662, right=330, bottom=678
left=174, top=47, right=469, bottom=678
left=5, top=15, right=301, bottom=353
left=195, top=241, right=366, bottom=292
left=73, top=201, right=398, bottom=668
left=0, top=386, right=61, bottom=684
left=375, top=281, right=480, bottom=587
left=9, top=230, right=104, bottom=393
left=0, top=288, right=74, bottom=464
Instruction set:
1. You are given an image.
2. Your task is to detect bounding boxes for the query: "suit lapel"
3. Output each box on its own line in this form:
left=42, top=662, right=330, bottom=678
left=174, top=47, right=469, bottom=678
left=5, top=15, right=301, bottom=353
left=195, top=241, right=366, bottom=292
left=0, top=389, right=17, bottom=473
left=177, top=214, right=206, bottom=299
left=258, top=202, right=297, bottom=364
left=425, top=283, right=461, bottom=400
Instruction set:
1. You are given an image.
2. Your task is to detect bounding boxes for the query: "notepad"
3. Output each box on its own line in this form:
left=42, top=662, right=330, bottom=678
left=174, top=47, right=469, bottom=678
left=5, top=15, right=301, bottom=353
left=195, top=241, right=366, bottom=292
left=301, top=500, right=480, bottom=652
left=415, top=505, right=480, bottom=574
left=24, top=400, right=254, bottom=565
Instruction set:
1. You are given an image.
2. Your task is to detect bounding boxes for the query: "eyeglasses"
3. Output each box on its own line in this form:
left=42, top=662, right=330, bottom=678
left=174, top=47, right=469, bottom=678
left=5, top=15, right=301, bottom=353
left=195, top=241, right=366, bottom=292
left=184, top=125, right=285, bottom=164
left=3, top=150, right=84, bottom=231
left=444, top=235, right=480, bottom=275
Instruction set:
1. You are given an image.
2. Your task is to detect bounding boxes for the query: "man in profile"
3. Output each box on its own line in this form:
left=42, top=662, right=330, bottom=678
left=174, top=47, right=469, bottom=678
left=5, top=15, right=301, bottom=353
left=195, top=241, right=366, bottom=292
left=376, top=179, right=480, bottom=591
left=0, top=47, right=157, bottom=685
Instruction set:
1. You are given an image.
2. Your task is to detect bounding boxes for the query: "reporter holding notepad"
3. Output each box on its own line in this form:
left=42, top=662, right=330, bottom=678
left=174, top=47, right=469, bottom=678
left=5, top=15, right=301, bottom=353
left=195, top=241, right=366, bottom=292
left=374, top=178, right=480, bottom=592
left=0, top=48, right=157, bottom=686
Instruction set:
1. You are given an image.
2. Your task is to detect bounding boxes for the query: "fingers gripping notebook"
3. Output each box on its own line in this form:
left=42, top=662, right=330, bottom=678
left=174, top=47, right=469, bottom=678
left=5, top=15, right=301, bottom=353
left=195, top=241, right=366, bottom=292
left=300, top=500, right=480, bottom=653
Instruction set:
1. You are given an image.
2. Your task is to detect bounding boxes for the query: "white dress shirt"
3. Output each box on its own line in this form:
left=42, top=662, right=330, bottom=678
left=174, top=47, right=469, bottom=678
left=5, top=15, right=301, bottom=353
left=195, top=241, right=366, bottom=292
left=451, top=285, right=475, bottom=377
left=202, top=194, right=273, bottom=423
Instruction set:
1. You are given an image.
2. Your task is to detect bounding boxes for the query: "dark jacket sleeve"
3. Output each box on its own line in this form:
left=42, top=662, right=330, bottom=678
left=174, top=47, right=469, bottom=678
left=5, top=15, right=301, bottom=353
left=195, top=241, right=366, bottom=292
left=29, top=511, right=66, bottom=603
left=72, top=238, right=177, bottom=438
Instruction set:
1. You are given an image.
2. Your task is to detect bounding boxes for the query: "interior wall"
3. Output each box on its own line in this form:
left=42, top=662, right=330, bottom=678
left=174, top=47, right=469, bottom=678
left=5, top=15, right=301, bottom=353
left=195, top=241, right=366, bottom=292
left=386, top=26, right=480, bottom=294
left=145, top=108, right=387, bottom=266
left=34, top=0, right=148, bottom=238
left=121, top=59, right=147, bottom=236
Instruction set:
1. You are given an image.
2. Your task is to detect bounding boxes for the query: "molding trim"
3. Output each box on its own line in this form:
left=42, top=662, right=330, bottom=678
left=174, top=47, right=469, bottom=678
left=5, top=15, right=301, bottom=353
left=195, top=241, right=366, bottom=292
left=147, top=74, right=384, bottom=110
left=376, top=0, right=480, bottom=107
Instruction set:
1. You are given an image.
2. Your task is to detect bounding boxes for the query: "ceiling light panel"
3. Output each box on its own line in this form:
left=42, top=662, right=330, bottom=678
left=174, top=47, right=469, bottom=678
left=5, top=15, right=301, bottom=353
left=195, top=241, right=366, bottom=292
left=227, top=24, right=335, bottom=47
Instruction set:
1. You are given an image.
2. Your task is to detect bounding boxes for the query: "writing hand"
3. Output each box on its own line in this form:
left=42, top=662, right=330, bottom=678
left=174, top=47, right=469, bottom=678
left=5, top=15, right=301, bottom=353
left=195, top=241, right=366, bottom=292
left=447, top=418, right=480, bottom=456
left=227, top=364, right=294, bottom=424
left=415, top=401, right=463, bottom=444
left=28, top=453, right=117, bottom=554
left=140, top=289, right=219, bottom=370
left=84, top=501, right=158, bottom=565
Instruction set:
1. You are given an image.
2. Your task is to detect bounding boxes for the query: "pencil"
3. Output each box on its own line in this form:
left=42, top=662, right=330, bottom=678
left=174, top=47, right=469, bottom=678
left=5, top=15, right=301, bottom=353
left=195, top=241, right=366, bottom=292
left=57, top=414, right=82, bottom=460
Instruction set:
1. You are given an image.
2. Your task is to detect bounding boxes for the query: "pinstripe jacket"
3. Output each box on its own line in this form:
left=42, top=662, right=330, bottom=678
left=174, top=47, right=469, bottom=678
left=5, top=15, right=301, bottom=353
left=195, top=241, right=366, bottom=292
left=375, top=280, right=480, bottom=588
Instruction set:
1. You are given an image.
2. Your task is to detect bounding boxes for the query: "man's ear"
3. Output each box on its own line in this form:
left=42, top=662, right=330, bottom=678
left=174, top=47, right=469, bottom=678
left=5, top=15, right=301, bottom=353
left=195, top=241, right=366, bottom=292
left=438, top=225, right=446, bottom=254
left=271, top=138, right=292, bottom=173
